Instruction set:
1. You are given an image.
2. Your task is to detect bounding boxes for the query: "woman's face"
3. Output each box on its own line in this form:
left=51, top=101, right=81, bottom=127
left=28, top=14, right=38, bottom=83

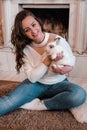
left=22, top=16, right=44, bottom=43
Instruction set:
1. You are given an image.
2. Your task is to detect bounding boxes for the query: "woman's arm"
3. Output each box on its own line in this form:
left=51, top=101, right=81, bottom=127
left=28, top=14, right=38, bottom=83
left=51, top=51, right=74, bottom=74
left=51, top=37, right=75, bottom=74
left=23, top=55, right=51, bottom=83
left=52, top=65, right=73, bottom=74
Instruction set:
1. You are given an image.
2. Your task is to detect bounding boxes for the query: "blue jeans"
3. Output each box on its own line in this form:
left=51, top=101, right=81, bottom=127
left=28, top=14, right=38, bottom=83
left=0, top=78, right=86, bottom=116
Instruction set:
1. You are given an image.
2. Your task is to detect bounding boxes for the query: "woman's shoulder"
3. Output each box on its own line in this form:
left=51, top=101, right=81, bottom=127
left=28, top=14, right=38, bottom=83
left=47, top=32, right=57, bottom=42
left=23, top=45, right=31, bottom=54
left=47, top=32, right=65, bottom=42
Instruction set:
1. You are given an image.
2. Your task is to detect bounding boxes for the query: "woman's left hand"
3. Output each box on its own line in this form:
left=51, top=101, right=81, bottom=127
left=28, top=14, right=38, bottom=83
left=52, top=65, right=73, bottom=74
left=53, top=52, right=64, bottom=62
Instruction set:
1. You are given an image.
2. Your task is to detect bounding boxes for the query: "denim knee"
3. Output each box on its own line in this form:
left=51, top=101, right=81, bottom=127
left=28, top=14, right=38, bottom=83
left=71, top=86, right=86, bottom=107
left=44, top=83, right=86, bottom=110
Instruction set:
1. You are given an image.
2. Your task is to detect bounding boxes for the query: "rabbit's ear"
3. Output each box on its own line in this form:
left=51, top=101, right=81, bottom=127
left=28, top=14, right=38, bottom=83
left=55, top=37, right=61, bottom=45
left=57, top=37, right=61, bottom=40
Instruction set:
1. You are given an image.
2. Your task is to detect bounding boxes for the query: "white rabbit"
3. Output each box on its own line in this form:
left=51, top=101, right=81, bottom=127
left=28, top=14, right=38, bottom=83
left=46, top=37, right=75, bottom=69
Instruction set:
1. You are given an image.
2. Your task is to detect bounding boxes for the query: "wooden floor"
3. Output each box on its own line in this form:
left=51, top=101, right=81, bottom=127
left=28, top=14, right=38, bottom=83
left=0, top=70, right=87, bottom=90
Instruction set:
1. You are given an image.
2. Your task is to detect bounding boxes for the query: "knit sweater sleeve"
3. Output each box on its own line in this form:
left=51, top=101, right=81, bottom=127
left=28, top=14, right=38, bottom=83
left=23, top=61, right=48, bottom=83
left=23, top=47, right=48, bottom=83
left=61, top=38, right=76, bottom=66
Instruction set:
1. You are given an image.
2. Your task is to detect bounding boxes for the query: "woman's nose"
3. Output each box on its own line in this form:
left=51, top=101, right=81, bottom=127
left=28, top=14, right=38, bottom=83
left=31, top=27, right=36, bottom=34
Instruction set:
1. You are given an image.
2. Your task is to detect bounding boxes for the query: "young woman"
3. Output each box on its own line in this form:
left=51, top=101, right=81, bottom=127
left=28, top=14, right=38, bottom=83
left=0, top=10, right=86, bottom=116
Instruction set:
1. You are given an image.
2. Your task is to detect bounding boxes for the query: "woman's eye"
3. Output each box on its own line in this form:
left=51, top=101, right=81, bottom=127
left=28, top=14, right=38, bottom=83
left=32, top=23, right=36, bottom=27
left=24, top=28, right=30, bottom=32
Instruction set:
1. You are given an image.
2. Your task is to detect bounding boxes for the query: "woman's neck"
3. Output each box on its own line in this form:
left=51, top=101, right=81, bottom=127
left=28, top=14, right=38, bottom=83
left=32, top=32, right=49, bottom=48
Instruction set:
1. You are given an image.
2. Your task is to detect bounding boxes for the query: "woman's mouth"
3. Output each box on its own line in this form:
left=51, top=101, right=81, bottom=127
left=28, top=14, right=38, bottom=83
left=33, top=33, right=39, bottom=39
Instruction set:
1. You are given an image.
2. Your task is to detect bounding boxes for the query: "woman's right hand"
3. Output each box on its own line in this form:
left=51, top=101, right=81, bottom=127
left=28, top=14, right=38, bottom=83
left=43, top=55, right=52, bottom=67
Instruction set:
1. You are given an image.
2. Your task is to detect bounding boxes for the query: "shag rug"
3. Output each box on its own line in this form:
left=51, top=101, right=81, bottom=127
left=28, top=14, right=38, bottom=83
left=0, top=80, right=87, bottom=130
left=69, top=77, right=87, bottom=124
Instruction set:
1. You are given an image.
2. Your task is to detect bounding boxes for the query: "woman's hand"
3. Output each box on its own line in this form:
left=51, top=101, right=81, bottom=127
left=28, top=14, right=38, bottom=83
left=52, top=65, right=73, bottom=74
left=43, top=55, right=52, bottom=67
left=53, top=52, right=64, bottom=62
left=51, top=52, right=74, bottom=74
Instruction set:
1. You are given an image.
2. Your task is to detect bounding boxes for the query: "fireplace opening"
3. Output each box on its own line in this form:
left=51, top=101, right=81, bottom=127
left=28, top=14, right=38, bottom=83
left=25, top=8, right=69, bottom=40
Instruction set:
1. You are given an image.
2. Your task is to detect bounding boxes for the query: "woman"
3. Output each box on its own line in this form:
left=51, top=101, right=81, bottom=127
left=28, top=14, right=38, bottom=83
left=0, top=10, right=86, bottom=116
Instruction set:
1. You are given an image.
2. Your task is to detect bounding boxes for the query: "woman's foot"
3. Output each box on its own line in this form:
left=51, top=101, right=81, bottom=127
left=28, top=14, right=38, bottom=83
left=20, top=98, right=47, bottom=110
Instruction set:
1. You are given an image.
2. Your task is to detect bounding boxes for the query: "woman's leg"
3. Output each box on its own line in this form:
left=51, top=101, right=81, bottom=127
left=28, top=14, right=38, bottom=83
left=0, top=79, right=48, bottom=116
left=44, top=79, right=86, bottom=110
left=21, top=79, right=86, bottom=111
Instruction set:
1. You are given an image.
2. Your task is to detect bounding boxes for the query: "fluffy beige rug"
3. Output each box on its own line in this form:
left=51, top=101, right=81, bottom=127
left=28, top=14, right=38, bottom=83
left=0, top=80, right=87, bottom=130
left=0, top=78, right=87, bottom=124
left=69, top=77, right=87, bottom=123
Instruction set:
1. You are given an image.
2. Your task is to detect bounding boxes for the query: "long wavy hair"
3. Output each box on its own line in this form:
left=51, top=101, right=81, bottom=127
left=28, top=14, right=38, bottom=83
left=11, top=10, right=44, bottom=72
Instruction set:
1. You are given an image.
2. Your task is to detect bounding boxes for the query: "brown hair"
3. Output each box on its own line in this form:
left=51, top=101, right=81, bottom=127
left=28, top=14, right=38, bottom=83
left=11, top=10, right=44, bottom=72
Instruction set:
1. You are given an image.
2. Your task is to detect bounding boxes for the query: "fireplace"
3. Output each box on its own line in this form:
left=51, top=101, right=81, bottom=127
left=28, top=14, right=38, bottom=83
left=2, top=0, right=87, bottom=55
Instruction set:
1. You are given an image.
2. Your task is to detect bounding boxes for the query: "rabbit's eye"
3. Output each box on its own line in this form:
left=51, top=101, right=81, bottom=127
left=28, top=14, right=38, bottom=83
left=49, top=45, right=54, bottom=48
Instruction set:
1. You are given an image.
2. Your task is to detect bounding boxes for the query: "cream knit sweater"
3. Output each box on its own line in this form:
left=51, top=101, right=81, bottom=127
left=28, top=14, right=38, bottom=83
left=23, top=32, right=75, bottom=84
